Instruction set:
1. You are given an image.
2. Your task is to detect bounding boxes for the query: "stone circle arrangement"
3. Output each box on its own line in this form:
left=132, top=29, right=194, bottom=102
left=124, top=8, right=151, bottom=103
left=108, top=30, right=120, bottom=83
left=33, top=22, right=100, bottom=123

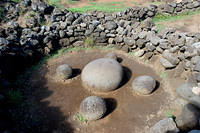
left=1, top=0, right=200, bottom=132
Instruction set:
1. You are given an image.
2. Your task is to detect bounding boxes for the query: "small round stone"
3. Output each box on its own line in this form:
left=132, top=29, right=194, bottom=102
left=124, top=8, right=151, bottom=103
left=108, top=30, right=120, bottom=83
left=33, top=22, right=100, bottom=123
left=56, top=64, right=72, bottom=80
left=80, top=96, right=107, bottom=121
left=104, top=52, right=117, bottom=60
left=81, top=58, right=123, bottom=92
left=132, top=75, right=156, bottom=95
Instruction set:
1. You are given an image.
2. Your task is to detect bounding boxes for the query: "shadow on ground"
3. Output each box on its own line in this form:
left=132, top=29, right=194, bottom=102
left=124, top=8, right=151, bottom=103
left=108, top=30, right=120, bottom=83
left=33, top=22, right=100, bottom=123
left=14, top=65, right=75, bottom=133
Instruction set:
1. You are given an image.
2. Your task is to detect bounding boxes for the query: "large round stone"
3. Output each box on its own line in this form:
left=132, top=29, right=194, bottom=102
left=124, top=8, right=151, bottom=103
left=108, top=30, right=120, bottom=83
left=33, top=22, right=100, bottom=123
left=56, top=64, right=72, bottom=80
left=132, top=75, right=156, bottom=95
left=80, top=96, right=107, bottom=121
left=81, top=58, right=123, bottom=92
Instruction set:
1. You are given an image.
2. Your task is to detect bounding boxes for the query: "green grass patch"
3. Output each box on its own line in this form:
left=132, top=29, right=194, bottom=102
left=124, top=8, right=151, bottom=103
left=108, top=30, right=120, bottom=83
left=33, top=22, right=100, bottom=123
left=10, top=0, right=21, bottom=3
left=84, top=36, right=95, bottom=47
left=77, top=112, right=87, bottom=122
left=153, top=10, right=200, bottom=23
left=68, top=1, right=130, bottom=13
left=159, top=71, right=168, bottom=80
left=128, top=51, right=135, bottom=56
left=48, top=0, right=65, bottom=9
left=166, top=110, right=176, bottom=120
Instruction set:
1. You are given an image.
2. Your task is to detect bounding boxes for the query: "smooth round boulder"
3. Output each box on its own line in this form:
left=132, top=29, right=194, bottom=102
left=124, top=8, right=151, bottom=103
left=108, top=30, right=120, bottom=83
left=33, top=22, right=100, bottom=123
left=56, top=64, right=72, bottom=80
left=132, top=75, right=156, bottom=95
left=81, top=58, right=123, bottom=92
left=104, top=52, right=117, bottom=60
left=80, top=96, right=107, bottom=121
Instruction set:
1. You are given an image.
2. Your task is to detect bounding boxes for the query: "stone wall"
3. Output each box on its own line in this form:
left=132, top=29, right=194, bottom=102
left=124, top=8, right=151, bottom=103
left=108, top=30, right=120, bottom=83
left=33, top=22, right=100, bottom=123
left=1, top=0, right=200, bottom=131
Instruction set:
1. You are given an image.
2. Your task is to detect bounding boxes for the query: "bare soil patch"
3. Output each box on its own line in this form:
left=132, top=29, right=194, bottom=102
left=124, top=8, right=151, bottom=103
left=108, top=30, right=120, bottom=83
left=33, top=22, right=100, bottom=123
left=157, top=13, right=200, bottom=33
left=17, top=49, right=186, bottom=133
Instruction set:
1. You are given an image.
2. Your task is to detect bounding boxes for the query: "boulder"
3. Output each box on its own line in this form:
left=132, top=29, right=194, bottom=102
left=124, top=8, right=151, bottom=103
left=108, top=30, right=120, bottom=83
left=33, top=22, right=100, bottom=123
left=105, top=21, right=117, bottom=30
left=175, top=104, right=200, bottom=131
left=81, top=58, right=123, bottom=92
left=160, top=57, right=176, bottom=69
left=80, top=96, right=107, bottom=121
left=131, top=75, right=156, bottom=95
left=149, top=118, right=179, bottom=133
left=162, top=50, right=179, bottom=66
left=176, top=83, right=200, bottom=108
left=188, top=130, right=200, bottom=133
left=56, top=64, right=72, bottom=80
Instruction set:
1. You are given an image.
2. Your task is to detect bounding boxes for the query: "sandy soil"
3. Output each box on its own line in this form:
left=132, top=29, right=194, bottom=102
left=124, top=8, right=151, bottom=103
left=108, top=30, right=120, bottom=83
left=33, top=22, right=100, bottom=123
left=16, top=49, right=187, bottom=133
left=157, top=13, right=200, bottom=33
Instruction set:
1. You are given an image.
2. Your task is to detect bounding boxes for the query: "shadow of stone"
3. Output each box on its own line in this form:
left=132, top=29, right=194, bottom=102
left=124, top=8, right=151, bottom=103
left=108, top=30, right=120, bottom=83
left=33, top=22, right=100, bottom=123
left=71, top=68, right=81, bottom=78
left=13, top=65, right=75, bottom=133
left=118, top=66, right=132, bottom=88
left=103, top=98, right=117, bottom=118
left=117, top=57, right=123, bottom=63
left=152, top=81, right=160, bottom=93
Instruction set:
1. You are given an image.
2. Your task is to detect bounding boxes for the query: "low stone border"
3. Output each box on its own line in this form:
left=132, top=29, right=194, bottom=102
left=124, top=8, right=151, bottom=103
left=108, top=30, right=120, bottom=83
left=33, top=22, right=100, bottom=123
left=1, top=0, right=200, bottom=132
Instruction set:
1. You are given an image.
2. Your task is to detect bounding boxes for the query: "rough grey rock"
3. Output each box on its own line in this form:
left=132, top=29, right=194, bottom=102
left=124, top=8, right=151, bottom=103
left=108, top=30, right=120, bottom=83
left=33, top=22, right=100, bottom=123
left=160, top=57, right=176, bottom=69
left=175, top=104, right=200, bottom=131
left=0, top=38, right=9, bottom=46
left=188, top=130, right=200, bottom=133
left=80, top=96, right=107, bottom=121
left=124, top=37, right=135, bottom=46
left=136, top=38, right=146, bottom=48
left=105, top=21, right=117, bottom=30
left=59, top=38, right=70, bottom=47
left=194, top=60, right=200, bottom=72
left=81, top=58, right=123, bottom=92
left=176, top=83, right=200, bottom=108
left=131, top=75, right=156, bottom=95
left=162, top=50, right=179, bottom=66
left=134, top=49, right=145, bottom=57
left=149, top=118, right=179, bottom=133
left=56, top=64, right=72, bottom=80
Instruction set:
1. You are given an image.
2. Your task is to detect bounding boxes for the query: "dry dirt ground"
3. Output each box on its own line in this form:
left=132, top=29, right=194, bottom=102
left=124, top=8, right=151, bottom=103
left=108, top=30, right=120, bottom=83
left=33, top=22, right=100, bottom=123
left=156, top=13, right=200, bottom=33
left=18, top=49, right=188, bottom=133
left=61, top=0, right=153, bottom=8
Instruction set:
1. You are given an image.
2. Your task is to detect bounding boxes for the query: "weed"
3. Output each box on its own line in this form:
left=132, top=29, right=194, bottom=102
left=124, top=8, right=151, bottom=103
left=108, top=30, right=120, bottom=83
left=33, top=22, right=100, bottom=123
left=153, top=10, right=200, bottom=23
left=77, top=112, right=87, bottom=122
left=84, top=36, right=95, bottom=47
left=156, top=23, right=166, bottom=33
left=166, top=110, right=176, bottom=120
left=19, top=8, right=26, bottom=16
left=10, top=0, right=21, bottom=3
left=68, top=1, right=129, bottom=13
left=128, top=51, right=135, bottom=56
left=39, top=21, right=47, bottom=26
left=6, top=90, right=23, bottom=106
left=67, top=0, right=78, bottom=4
left=159, top=71, right=168, bottom=80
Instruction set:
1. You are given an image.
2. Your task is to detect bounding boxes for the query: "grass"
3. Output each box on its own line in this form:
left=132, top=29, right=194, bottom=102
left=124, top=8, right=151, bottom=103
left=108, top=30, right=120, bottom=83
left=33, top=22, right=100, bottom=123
left=166, top=110, right=176, bottom=120
left=128, top=51, right=135, bottom=56
left=69, top=1, right=129, bottom=13
left=153, top=10, right=200, bottom=23
left=84, top=36, right=95, bottom=47
left=77, top=112, right=87, bottom=122
left=10, top=0, right=21, bottom=3
left=159, top=71, right=168, bottom=80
